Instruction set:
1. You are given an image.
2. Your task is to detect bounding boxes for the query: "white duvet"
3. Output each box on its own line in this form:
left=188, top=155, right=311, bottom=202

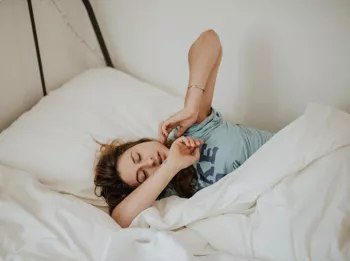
left=1, top=103, right=350, bottom=261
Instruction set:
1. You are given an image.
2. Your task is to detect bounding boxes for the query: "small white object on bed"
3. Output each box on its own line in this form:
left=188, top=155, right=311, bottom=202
left=0, top=68, right=349, bottom=261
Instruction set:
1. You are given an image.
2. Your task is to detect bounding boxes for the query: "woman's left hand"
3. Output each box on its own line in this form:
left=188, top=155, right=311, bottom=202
left=159, top=107, right=199, bottom=144
left=167, top=136, right=204, bottom=171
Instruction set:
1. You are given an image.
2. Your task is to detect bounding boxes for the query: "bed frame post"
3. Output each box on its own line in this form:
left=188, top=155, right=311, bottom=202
left=27, top=0, right=114, bottom=97
left=27, top=0, right=47, bottom=96
left=81, top=0, right=114, bottom=68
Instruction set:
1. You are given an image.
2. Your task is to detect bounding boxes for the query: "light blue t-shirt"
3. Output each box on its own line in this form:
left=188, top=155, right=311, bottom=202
left=160, top=108, right=274, bottom=198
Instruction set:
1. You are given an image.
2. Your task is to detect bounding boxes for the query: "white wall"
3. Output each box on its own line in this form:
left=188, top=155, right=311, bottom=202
left=0, top=0, right=103, bottom=131
left=33, top=0, right=104, bottom=91
left=96, top=0, right=350, bottom=131
left=0, top=0, right=41, bottom=131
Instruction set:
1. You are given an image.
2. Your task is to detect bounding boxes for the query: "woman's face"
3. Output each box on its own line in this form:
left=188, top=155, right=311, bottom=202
left=117, top=141, right=169, bottom=187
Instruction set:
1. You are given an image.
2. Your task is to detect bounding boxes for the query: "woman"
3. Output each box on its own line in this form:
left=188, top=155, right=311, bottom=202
left=94, top=30, right=273, bottom=228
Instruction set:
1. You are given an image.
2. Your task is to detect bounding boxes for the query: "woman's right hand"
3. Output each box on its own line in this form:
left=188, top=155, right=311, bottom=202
left=166, top=136, right=204, bottom=171
left=159, top=107, right=199, bottom=144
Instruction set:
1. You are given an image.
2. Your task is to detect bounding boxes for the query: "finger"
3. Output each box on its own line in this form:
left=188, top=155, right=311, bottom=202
left=161, top=122, right=170, bottom=136
left=158, top=123, right=165, bottom=142
left=175, top=126, right=187, bottom=138
left=188, top=137, right=202, bottom=147
left=159, top=128, right=167, bottom=144
left=160, top=134, right=167, bottom=144
left=162, top=111, right=184, bottom=132
left=192, top=147, right=200, bottom=160
left=159, top=133, right=164, bottom=143
left=195, top=139, right=204, bottom=145
left=183, top=137, right=191, bottom=147
left=179, top=137, right=191, bottom=147
left=163, top=122, right=177, bottom=138
left=188, top=137, right=195, bottom=147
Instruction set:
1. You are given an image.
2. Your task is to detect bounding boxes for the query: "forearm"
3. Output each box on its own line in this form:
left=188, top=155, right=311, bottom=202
left=111, top=161, right=178, bottom=228
left=184, top=30, right=222, bottom=112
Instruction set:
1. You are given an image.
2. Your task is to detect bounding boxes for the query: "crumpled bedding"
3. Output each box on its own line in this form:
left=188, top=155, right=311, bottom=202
left=1, top=103, right=349, bottom=261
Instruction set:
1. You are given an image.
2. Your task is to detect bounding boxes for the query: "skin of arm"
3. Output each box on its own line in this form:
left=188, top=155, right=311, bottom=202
left=185, top=29, right=222, bottom=123
left=112, top=160, right=179, bottom=228
left=159, top=30, right=223, bottom=142
left=112, top=137, right=202, bottom=228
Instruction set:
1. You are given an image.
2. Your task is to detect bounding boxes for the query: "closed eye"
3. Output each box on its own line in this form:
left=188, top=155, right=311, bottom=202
left=137, top=153, right=141, bottom=162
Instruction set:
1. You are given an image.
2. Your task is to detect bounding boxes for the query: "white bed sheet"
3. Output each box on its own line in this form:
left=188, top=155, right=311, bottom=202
left=0, top=165, right=245, bottom=261
left=132, top=103, right=350, bottom=261
left=133, top=102, right=350, bottom=261
left=1, top=104, right=349, bottom=261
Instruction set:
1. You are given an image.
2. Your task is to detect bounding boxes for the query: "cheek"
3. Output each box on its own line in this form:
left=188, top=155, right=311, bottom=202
left=123, top=173, right=134, bottom=183
left=117, top=164, right=137, bottom=187
left=123, top=174, right=138, bottom=188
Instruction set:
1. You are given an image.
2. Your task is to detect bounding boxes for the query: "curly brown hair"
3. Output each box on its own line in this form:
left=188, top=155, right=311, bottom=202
left=94, top=138, right=197, bottom=215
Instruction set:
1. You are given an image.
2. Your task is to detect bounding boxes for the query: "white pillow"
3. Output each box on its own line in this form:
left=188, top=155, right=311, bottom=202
left=0, top=68, right=182, bottom=206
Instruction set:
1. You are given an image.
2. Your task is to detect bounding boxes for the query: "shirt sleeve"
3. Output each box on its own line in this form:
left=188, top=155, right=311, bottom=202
left=184, top=108, right=223, bottom=141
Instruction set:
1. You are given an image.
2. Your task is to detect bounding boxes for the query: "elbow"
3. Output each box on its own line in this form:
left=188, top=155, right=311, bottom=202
left=191, top=29, right=221, bottom=56
left=118, top=221, right=131, bottom=229
left=203, top=29, right=219, bottom=39
left=111, top=208, right=132, bottom=228
left=202, top=29, right=221, bottom=48
left=116, top=219, right=130, bottom=229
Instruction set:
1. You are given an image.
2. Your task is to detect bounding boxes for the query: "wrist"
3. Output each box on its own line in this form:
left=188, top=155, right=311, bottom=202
left=163, top=158, right=182, bottom=174
left=184, top=106, right=200, bottom=117
left=184, top=87, right=203, bottom=111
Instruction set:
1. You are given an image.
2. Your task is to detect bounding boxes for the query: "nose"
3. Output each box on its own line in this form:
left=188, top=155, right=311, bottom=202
left=141, top=157, right=157, bottom=168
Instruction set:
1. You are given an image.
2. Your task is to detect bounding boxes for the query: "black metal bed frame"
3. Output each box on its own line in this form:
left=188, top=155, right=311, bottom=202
left=27, top=0, right=114, bottom=96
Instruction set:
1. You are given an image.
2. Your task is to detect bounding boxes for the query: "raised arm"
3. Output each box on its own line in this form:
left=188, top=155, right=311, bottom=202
left=159, top=30, right=222, bottom=142
left=185, top=29, right=222, bottom=122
